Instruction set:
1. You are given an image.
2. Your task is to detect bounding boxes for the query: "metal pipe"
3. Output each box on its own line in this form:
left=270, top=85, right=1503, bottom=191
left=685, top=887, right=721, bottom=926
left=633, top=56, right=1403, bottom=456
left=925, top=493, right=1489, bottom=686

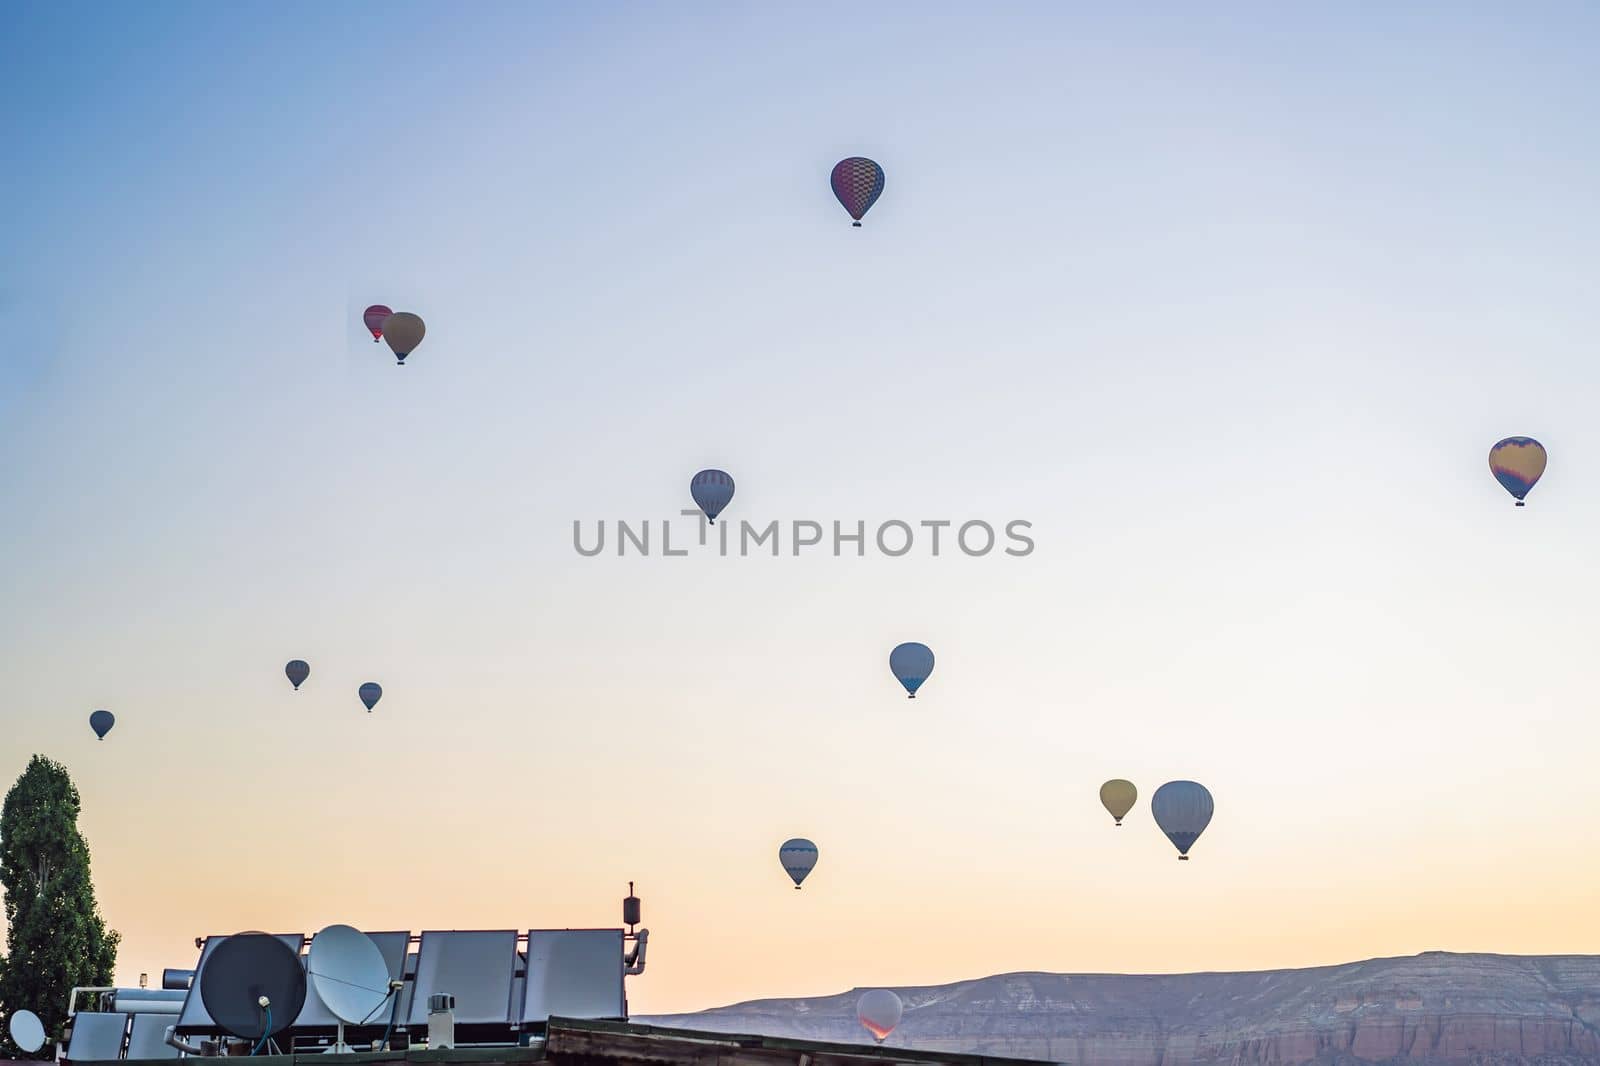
left=624, top=929, right=649, bottom=976
left=66, top=986, right=117, bottom=1018
left=164, top=1025, right=206, bottom=1056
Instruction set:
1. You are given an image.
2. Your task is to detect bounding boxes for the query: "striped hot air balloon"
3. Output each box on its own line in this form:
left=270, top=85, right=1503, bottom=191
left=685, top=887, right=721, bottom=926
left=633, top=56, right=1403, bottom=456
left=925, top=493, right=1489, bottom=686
left=363, top=305, right=392, bottom=342
left=1488, top=437, right=1547, bottom=506
left=1151, top=781, right=1214, bottom=860
left=830, top=157, right=885, bottom=226
left=690, top=469, right=735, bottom=523
left=779, top=838, right=818, bottom=889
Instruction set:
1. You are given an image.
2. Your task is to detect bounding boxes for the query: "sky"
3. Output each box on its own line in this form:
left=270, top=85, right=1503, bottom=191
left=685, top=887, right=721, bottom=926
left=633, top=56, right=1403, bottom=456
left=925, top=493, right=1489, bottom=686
left=4, top=1, right=1600, bottom=1017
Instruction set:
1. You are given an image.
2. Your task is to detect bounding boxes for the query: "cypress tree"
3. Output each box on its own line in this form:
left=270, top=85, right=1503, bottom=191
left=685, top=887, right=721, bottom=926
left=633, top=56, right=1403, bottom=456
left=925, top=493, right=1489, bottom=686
left=0, top=755, right=119, bottom=1059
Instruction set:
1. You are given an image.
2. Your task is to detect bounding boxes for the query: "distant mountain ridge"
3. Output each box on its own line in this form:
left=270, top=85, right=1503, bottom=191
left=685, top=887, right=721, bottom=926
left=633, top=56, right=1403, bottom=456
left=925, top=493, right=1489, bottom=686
left=641, top=952, right=1600, bottom=1065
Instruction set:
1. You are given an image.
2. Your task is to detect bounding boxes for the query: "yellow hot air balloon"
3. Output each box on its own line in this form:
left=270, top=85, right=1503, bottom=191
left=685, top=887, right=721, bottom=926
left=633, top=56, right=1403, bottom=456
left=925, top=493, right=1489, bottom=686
left=382, top=311, right=426, bottom=365
left=1099, top=779, right=1137, bottom=826
left=1488, top=437, right=1546, bottom=507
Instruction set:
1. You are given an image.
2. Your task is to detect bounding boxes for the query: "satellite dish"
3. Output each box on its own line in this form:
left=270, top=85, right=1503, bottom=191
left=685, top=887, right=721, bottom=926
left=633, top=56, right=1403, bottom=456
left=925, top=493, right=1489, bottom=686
left=9, top=1009, right=46, bottom=1054
left=199, top=932, right=306, bottom=1048
left=307, top=925, right=391, bottom=1053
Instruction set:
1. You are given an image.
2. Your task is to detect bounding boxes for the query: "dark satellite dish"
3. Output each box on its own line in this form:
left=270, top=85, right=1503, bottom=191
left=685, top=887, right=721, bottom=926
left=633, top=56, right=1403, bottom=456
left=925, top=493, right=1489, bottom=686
left=199, top=932, right=306, bottom=1044
left=9, top=1009, right=46, bottom=1053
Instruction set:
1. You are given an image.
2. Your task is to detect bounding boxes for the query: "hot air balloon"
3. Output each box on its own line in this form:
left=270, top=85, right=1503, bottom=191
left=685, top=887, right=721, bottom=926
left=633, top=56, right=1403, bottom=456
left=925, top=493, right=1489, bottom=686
left=285, top=660, right=310, bottom=691
left=831, top=157, right=885, bottom=227
left=889, top=642, right=934, bottom=698
left=358, top=682, right=382, bottom=712
left=857, top=990, right=903, bottom=1044
left=779, top=838, right=817, bottom=889
left=363, top=304, right=392, bottom=343
left=382, top=312, right=425, bottom=365
left=89, top=709, right=114, bottom=740
left=690, top=469, right=735, bottom=523
left=1489, top=437, right=1547, bottom=507
left=1151, top=781, right=1213, bottom=860
left=1099, top=779, right=1137, bottom=826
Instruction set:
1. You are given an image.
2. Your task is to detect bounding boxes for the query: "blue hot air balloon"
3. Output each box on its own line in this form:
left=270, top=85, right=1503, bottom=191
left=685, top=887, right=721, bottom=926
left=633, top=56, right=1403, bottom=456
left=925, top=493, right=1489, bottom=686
left=889, top=642, right=935, bottom=698
left=358, top=683, right=382, bottom=712
left=690, top=469, right=735, bottom=523
left=1151, top=781, right=1214, bottom=860
left=285, top=660, right=310, bottom=691
left=779, top=838, right=818, bottom=889
left=89, top=709, right=115, bottom=740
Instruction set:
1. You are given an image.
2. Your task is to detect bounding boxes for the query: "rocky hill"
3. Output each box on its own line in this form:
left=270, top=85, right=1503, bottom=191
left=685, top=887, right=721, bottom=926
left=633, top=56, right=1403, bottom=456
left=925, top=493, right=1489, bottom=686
left=641, top=952, right=1600, bottom=1065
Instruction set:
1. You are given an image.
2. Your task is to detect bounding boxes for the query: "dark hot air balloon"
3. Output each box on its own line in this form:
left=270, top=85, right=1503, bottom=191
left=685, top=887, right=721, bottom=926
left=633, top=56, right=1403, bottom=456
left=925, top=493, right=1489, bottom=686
left=1151, top=781, right=1213, bottom=860
left=889, top=642, right=934, bottom=698
left=285, top=660, right=310, bottom=691
left=382, top=312, right=425, bottom=365
left=358, top=683, right=382, bottom=712
left=831, top=157, right=885, bottom=226
left=690, top=469, right=735, bottom=523
left=779, top=838, right=818, bottom=889
left=89, top=709, right=115, bottom=740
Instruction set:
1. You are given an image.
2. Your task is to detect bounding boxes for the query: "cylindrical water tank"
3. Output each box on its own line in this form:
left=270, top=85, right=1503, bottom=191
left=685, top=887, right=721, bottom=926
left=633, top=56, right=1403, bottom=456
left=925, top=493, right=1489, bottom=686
left=107, top=989, right=187, bottom=1013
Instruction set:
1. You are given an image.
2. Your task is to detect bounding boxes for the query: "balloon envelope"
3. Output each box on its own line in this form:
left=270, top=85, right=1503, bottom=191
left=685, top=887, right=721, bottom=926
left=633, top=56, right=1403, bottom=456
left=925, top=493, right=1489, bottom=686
left=1099, top=779, right=1137, bottom=825
left=363, top=304, right=392, bottom=342
left=285, top=660, right=310, bottom=691
left=831, top=157, right=885, bottom=225
left=857, top=990, right=903, bottom=1044
left=889, top=642, right=934, bottom=697
left=779, top=838, right=817, bottom=888
left=89, top=709, right=114, bottom=740
left=358, top=683, right=382, bottom=712
left=1489, top=437, right=1546, bottom=505
left=382, top=312, right=425, bottom=363
left=690, top=469, right=735, bottom=522
left=1151, top=781, right=1214, bottom=859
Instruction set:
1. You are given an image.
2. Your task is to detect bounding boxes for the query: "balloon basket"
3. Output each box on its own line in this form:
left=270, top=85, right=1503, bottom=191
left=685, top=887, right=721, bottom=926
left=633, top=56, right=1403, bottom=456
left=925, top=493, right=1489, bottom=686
left=852, top=222, right=862, bottom=227
left=1515, top=501, right=1526, bottom=507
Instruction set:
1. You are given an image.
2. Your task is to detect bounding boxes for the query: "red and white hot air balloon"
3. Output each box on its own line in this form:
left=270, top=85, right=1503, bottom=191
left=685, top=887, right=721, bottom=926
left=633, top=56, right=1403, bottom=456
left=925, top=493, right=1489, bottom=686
left=363, top=304, right=392, bottom=343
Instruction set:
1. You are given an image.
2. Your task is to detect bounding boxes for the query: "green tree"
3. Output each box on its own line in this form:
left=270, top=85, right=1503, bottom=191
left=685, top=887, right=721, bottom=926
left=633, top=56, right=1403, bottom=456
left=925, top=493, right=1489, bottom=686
left=0, top=755, right=119, bottom=1059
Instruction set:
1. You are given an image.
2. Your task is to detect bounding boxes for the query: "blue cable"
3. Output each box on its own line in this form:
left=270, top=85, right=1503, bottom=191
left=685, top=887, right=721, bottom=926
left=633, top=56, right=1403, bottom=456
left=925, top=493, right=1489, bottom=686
left=251, top=1006, right=273, bottom=1056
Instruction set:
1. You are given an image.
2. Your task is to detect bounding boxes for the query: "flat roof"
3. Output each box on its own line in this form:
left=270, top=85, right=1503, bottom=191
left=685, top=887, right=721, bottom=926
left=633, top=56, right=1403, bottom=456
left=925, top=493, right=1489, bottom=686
left=66, top=1017, right=1058, bottom=1066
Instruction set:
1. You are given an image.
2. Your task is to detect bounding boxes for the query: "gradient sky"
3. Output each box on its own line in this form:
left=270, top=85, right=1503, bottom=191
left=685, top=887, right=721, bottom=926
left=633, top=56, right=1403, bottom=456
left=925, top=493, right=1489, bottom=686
left=5, top=2, right=1600, bottom=1017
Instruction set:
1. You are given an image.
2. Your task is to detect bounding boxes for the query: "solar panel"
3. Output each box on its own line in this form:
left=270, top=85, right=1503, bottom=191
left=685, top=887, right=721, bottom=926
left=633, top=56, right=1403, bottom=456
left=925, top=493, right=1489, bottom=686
left=175, top=933, right=305, bottom=1034
left=127, top=1013, right=180, bottom=1059
left=405, top=930, right=518, bottom=1028
left=520, top=930, right=625, bottom=1026
left=66, top=1011, right=127, bottom=1061
left=296, top=930, right=410, bottom=1029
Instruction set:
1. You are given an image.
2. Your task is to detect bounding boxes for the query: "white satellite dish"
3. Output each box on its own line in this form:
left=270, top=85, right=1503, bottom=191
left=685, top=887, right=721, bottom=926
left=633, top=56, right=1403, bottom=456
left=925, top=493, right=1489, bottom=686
left=9, top=1009, right=47, bottom=1054
left=307, top=924, right=391, bottom=1054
